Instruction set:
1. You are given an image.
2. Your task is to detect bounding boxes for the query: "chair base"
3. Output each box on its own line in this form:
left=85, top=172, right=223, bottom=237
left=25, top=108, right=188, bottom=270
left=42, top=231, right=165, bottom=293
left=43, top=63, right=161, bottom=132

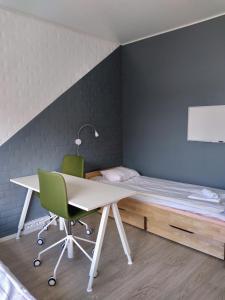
left=37, top=215, right=58, bottom=245
left=33, top=230, right=96, bottom=285
left=77, top=219, right=94, bottom=235
left=37, top=217, right=94, bottom=246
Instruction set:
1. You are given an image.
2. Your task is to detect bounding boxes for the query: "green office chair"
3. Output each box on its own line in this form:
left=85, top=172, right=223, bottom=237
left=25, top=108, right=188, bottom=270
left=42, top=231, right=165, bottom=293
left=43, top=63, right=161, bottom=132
left=61, top=155, right=84, bottom=177
left=36, top=155, right=93, bottom=245
left=61, top=155, right=93, bottom=234
left=33, top=170, right=98, bottom=286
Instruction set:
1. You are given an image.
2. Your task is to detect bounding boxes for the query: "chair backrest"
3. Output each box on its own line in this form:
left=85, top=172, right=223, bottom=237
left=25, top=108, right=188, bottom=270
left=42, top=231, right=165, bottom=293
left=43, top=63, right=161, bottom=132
left=38, top=169, right=70, bottom=219
left=61, top=155, right=84, bottom=178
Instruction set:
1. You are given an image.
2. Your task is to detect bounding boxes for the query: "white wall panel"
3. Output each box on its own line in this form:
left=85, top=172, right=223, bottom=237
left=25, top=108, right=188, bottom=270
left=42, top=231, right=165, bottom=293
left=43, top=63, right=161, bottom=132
left=188, top=105, right=225, bottom=143
left=0, top=8, right=118, bottom=145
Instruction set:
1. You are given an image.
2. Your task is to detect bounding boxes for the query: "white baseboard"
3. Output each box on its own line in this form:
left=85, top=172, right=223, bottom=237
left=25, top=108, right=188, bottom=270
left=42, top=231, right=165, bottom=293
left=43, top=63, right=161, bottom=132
left=0, top=233, right=17, bottom=242
left=0, top=215, right=52, bottom=243
left=23, top=215, right=51, bottom=235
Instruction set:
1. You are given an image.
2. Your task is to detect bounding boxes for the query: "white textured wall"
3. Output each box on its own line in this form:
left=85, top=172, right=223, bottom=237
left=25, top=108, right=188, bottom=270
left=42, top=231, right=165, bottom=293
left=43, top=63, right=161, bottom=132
left=0, top=8, right=118, bottom=146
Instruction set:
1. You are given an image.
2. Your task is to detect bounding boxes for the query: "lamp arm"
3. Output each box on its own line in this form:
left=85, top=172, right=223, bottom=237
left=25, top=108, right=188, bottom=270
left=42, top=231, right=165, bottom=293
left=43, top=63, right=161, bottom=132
left=75, top=123, right=99, bottom=155
left=77, top=123, right=97, bottom=139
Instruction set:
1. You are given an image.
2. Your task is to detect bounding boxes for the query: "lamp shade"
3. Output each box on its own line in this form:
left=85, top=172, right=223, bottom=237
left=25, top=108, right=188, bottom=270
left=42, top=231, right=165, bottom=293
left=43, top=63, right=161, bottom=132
left=94, top=130, right=99, bottom=138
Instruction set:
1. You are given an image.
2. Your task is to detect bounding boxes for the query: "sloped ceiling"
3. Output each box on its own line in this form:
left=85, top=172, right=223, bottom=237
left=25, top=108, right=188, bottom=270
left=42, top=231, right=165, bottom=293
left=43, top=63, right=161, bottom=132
left=0, top=8, right=118, bottom=146
left=0, top=0, right=225, bottom=44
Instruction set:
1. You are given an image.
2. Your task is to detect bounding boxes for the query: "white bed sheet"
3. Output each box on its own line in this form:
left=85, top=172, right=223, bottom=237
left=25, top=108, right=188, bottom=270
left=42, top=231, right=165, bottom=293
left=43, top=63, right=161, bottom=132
left=0, top=261, right=35, bottom=300
left=92, top=176, right=225, bottom=221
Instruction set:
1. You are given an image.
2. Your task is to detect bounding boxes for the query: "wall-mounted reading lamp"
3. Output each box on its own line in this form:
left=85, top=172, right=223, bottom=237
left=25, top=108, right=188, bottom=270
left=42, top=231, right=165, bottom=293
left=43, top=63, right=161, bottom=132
left=75, top=123, right=99, bottom=155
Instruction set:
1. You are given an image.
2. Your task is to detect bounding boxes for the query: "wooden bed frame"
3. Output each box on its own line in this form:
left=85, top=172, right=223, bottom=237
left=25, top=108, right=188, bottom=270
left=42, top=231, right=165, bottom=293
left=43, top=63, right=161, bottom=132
left=86, top=170, right=225, bottom=260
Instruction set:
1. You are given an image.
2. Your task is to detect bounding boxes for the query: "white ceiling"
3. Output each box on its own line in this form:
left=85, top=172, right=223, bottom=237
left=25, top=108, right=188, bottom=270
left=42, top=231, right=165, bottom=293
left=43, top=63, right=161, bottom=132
left=1, top=0, right=225, bottom=44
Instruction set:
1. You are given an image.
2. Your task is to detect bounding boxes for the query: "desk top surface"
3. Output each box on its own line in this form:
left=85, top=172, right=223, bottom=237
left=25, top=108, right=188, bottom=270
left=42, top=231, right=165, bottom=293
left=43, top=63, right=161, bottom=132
left=10, top=173, right=135, bottom=211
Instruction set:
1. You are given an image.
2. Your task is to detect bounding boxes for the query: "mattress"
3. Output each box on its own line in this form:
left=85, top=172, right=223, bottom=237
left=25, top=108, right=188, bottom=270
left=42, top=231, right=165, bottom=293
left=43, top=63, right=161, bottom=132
left=92, top=175, right=225, bottom=221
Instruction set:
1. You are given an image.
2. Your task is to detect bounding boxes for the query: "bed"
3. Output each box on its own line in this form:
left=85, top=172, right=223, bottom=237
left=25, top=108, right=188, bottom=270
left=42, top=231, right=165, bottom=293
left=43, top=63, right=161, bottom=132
left=86, top=169, right=225, bottom=260
left=0, top=261, right=35, bottom=300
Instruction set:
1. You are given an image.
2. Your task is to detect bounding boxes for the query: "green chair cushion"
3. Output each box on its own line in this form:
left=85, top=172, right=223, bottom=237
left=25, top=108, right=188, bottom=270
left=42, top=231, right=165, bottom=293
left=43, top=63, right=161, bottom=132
left=68, top=206, right=98, bottom=220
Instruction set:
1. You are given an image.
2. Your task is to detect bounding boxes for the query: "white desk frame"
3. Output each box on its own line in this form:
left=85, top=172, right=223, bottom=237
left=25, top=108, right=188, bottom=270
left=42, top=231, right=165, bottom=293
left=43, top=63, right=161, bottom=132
left=10, top=174, right=135, bottom=292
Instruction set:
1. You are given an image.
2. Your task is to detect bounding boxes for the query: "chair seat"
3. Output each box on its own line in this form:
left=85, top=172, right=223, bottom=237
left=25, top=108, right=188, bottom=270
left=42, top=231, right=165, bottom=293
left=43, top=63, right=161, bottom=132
left=68, top=206, right=98, bottom=221
left=34, top=191, right=40, bottom=198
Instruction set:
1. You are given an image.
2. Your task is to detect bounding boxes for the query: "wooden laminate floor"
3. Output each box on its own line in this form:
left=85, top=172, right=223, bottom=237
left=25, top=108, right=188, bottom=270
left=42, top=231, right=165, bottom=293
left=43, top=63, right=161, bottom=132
left=1, top=214, right=225, bottom=300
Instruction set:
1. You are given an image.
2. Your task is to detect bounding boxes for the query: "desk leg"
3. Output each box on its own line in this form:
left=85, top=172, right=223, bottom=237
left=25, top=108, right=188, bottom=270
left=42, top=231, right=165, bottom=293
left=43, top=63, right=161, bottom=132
left=16, top=189, right=33, bottom=239
left=87, top=205, right=110, bottom=292
left=111, top=203, right=132, bottom=265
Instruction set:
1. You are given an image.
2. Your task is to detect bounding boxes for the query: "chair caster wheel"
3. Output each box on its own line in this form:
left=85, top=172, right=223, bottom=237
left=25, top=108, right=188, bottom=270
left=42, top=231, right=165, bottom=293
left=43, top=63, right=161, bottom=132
left=71, top=221, right=76, bottom=226
left=48, top=277, right=56, bottom=286
left=33, top=259, right=41, bottom=267
left=37, top=238, right=44, bottom=245
left=89, top=270, right=99, bottom=278
left=94, top=271, right=99, bottom=278
left=86, top=228, right=93, bottom=235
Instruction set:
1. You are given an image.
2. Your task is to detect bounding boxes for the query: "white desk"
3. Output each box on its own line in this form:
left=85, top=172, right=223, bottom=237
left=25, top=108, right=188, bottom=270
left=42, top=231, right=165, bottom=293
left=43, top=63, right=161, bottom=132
left=10, top=173, right=135, bottom=292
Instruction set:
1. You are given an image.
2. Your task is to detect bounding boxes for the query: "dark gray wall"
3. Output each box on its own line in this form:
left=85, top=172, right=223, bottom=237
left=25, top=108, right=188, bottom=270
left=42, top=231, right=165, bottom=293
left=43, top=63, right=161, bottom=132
left=0, top=48, right=122, bottom=238
left=122, top=16, right=225, bottom=189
